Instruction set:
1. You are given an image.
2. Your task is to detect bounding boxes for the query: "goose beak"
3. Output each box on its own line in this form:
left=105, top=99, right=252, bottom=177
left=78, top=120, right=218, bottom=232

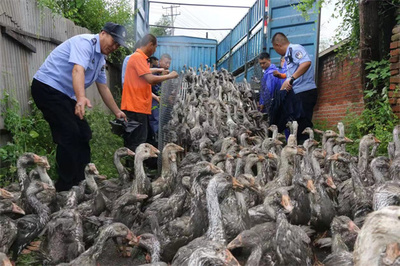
left=348, top=220, right=360, bottom=233
left=176, top=145, right=184, bottom=152
left=134, top=194, right=148, bottom=201
left=296, top=148, right=305, bottom=156
left=0, top=188, right=14, bottom=199
left=227, top=235, right=242, bottom=250
left=12, top=203, right=25, bottom=215
left=224, top=249, right=241, bottom=265
left=328, top=153, right=340, bottom=161
left=125, top=230, right=136, bottom=242
left=307, top=179, right=317, bottom=194
left=344, top=137, right=353, bottom=143
left=267, top=152, right=277, bottom=159
left=89, top=164, right=99, bottom=175
left=326, top=176, right=337, bottom=189
left=232, top=178, right=244, bottom=190
left=226, top=154, right=234, bottom=160
left=32, top=154, right=44, bottom=164
left=258, top=155, right=265, bottom=161
left=129, top=235, right=140, bottom=246
left=374, top=137, right=381, bottom=144
left=127, top=149, right=135, bottom=156
left=313, top=128, right=323, bottom=134
left=274, top=139, right=283, bottom=145
left=151, top=146, right=160, bottom=157
left=281, top=194, right=294, bottom=212
left=210, top=164, right=223, bottom=174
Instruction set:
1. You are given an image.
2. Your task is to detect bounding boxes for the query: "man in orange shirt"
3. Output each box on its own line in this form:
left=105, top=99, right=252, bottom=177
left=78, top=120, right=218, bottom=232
left=121, top=34, right=178, bottom=153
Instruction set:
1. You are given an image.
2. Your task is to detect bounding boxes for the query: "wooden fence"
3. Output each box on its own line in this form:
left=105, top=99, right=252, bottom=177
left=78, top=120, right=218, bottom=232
left=0, top=0, right=113, bottom=131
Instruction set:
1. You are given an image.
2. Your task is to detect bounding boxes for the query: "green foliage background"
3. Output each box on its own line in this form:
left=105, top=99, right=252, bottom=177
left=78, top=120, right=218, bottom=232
left=36, top=0, right=137, bottom=63
left=0, top=94, right=123, bottom=186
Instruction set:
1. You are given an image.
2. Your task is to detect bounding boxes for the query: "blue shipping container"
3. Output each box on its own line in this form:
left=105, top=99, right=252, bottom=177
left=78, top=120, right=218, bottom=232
left=153, top=36, right=217, bottom=73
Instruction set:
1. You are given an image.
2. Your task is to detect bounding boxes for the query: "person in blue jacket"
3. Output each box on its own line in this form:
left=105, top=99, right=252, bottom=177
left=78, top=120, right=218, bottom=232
left=31, top=22, right=127, bottom=191
left=258, top=52, right=284, bottom=118
left=272, top=32, right=318, bottom=143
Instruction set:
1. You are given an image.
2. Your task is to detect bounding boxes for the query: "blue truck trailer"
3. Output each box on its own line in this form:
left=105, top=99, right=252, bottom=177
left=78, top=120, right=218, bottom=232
left=135, top=0, right=320, bottom=84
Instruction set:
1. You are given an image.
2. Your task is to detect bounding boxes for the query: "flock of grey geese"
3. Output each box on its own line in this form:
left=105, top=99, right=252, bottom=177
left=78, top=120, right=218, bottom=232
left=1, top=66, right=400, bottom=266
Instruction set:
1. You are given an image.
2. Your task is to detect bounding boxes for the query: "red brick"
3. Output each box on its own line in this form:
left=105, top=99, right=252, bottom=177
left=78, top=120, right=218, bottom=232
left=391, top=49, right=400, bottom=56
left=391, top=69, right=399, bottom=75
left=390, top=98, right=397, bottom=104
left=397, top=98, right=400, bottom=105
left=391, top=41, right=400, bottom=49
left=389, top=91, right=400, bottom=97
left=393, top=26, right=400, bottom=35
left=391, top=84, right=399, bottom=90
left=390, top=56, right=400, bottom=63
left=392, top=105, right=400, bottom=112
left=391, top=62, right=400, bottom=70
left=390, top=76, right=400, bottom=83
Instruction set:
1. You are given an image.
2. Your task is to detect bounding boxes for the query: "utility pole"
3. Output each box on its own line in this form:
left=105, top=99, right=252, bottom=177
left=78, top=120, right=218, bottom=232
left=162, top=5, right=180, bottom=36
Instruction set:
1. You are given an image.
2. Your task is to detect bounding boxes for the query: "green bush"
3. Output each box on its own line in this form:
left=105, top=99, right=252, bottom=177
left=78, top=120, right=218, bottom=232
left=87, top=107, right=123, bottom=179
left=0, top=93, right=56, bottom=186
left=0, top=93, right=124, bottom=186
left=316, top=58, right=398, bottom=156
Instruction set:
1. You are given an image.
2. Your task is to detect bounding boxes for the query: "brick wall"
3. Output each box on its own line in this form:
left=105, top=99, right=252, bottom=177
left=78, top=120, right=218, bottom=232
left=313, top=51, right=364, bottom=128
left=390, top=22, right=400, bottom=116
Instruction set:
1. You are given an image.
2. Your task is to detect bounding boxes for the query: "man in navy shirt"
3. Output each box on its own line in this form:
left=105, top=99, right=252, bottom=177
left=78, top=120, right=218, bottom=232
left=272, top=32, right=318, bottom=143
left=31, top=22, right=127, bottom=191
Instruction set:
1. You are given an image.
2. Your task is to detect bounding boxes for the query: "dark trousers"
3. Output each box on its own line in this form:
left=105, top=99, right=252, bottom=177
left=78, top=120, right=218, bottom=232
left=123, top=110, right=158, bottom=169
left=296, top=88, right=318, bottom=142
left=31, top=79, right=92, bottom=191
left=123, top=111, right=150, bottom=153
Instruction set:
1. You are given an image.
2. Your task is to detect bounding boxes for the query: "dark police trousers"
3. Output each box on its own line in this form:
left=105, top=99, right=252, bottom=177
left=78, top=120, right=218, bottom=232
left=296, top=88, right=318, bottom=142
left=31, top=79, right=92, bottom=191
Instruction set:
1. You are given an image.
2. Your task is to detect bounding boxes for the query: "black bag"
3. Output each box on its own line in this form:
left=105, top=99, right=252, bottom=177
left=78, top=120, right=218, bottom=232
left=109, top=118, right=141, bottom=137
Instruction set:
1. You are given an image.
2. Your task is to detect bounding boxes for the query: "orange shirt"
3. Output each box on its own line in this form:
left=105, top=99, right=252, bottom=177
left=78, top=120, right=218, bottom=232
left=121, top=49, right=152, bottom=114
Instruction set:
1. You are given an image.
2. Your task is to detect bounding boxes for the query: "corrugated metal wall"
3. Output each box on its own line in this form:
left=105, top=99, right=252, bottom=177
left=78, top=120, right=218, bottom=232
left=217, top=0, right=320, bottom=84
left=153, top=36, right=217, bottom=73
left=216, top=0, right=264, bottom=77
left=0, top=0, right=109, bottom=130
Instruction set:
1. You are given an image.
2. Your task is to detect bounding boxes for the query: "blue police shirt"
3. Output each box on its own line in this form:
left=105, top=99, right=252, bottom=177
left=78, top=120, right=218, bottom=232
left=284, top=43, right=316, bottom=94
left=34, top=34, right=107, bottom=100
left=121, top=54, right=132, bottom=86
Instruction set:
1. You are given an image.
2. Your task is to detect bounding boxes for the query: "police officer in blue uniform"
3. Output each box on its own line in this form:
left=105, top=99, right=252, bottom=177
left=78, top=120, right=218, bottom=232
left=31, top=22, right=128, bottom=191
left=272, top=32, right=318, bottom=143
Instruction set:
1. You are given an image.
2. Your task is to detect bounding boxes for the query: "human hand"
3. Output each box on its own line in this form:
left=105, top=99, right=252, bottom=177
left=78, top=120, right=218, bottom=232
left=280, top=79, right=292, bottom=91
left=170, top=71, right=179, bottom=79
left=75, top=97, right=92, bottom=120
left=258, top=104, right=264, bottom=111
left=115, top=111, right=127, bottom=122
left=162, top=70, right=170, bottom=75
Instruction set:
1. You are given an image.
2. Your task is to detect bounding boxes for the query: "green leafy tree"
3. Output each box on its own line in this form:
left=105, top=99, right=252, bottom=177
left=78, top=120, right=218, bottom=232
left=150, top=15, right=172, bottom=37
left=37, top=0, right=136, bottom=63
